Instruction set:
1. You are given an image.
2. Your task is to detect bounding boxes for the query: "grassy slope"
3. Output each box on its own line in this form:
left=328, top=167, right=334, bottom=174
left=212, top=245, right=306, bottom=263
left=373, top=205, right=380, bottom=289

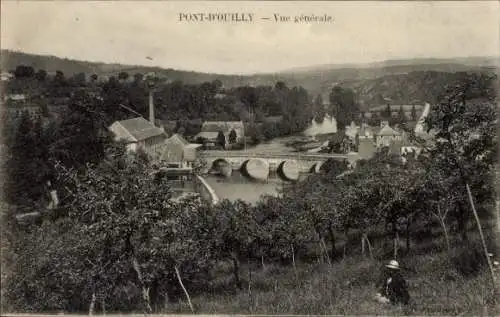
left=162, top=224, right=499, bottom=316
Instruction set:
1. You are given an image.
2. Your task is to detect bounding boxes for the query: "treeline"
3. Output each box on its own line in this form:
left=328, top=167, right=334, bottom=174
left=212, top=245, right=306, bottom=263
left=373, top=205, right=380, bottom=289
left=4, top=65, right=314, bottom=140
left=2, top=89, right=114, bottom=207
left=2, top=71, right=497, bottom=313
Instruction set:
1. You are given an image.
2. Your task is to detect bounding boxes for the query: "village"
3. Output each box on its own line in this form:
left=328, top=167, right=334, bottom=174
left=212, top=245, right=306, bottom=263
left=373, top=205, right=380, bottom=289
left=1, top=2, right=498, bottom=315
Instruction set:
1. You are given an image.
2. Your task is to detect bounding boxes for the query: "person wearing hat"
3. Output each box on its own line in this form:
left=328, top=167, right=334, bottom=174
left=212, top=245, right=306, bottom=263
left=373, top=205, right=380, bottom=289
left=375, top=260, right=410, bottom=305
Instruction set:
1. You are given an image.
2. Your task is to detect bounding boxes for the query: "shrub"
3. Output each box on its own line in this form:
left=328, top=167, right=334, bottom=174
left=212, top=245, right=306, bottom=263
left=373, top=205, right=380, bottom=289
left=451, top=242, right=488, bottom=277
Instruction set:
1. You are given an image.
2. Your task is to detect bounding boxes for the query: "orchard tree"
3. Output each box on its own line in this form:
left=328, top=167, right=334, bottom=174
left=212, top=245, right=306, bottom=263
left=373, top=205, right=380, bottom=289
left=424, top=73, right=497, bottom=287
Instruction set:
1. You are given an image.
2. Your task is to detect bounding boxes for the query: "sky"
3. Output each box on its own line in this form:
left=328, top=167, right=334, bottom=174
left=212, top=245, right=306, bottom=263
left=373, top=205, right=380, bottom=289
left=1, top=1, right=499, bottom=75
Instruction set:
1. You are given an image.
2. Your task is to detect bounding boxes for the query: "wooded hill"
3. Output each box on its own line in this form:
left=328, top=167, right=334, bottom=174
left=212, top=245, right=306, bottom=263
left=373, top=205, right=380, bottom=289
left=2, top=49, right=497, bottom=101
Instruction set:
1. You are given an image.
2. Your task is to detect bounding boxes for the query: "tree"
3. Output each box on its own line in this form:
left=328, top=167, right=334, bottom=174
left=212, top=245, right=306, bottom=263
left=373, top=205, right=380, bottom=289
left=6, top=149, right=218, bottom=313
left=35, top=69, right=47, bottom=82
left=118, top=71, right=130, bottom=81
left=14, top=65, right=35, bottom=78
left=383, top=104, right=392, bottom=119
left=329, top=86, right=359, bottom=130
left=133, top=73, right=144, bottom=82
left=410, top=104, right=418, bottom=121
left=228, top=129, right=237, bottom=144
left=71, top=72, right=86, bottom=86
left=313, top=94, right=326, bottom=124
left=90, top=74, right=98, bottom=82
left=216, top=131, right=226, bottom=149
left=423, top=72, right=497, bottom=287
left=397, top=105, right=407, bottom=124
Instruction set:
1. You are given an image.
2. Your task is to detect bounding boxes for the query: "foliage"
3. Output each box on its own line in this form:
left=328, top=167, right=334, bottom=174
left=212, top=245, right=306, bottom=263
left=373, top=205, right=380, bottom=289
left=228, top=129, right=237, bottom=144
left=313, top=94, right=325, bottom=124
left=329, top=86, right=360, bottom=130
left=216, top=131, right=226, bottom=149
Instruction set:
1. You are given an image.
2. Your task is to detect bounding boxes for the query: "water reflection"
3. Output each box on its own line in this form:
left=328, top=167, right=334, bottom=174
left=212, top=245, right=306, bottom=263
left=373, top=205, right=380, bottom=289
left=203, top=170, right=299, bottom=204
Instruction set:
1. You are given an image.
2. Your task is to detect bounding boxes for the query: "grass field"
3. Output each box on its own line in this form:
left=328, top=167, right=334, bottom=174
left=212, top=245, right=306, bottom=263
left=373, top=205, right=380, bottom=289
left=162, top=226, right=500, bottom=316
left=162, top=252, right=498, bottom=315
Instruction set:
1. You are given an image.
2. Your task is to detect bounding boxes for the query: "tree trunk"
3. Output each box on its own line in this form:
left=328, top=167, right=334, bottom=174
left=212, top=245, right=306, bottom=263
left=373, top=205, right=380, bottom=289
left=175, top=266, right=194, bottom=313
left=364, top=234, right=374, bottom=260
left=466, top=183, right=496, bottom=290
left=231, top=253, right=242, bottom=289
left=392, top=222, right=398, bottom=259
left=101, top=298, right=105, bottom=315
left=361, top=234, right=365, bottom=257
left=328, top=226, right=337, bottom=259
left=435, top=212, right=451, bottom=254
left=163, top=291, right=170, bottom=311
left=458, top=204, right=468, bottom=242
left=88, top=292, right=96, bottom=316
left=320, top=238, right=332, bottom=265
left=405, top=217, right=411, bottom=252
left=361, top=233, right=373, bottom=259
left=291, top=244, right=298, bottom=280
left=132, top=257, right=152, bottom=314
left=343, top=228, right=349, bottom=259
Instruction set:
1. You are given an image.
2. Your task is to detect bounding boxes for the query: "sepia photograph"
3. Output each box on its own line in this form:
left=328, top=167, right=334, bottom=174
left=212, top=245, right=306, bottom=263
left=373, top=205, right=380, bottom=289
left=0, top=0, right=499, bottom=315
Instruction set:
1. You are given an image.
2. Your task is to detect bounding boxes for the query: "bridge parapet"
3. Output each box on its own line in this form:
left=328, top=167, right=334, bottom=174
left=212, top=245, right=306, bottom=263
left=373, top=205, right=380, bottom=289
left=199, top=150, right=351, bottom=161
left=200, top=151, right=361, bottom=178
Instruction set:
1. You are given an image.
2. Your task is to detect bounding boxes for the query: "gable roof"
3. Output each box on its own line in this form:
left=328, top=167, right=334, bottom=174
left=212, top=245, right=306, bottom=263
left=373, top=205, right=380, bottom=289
left=378, top=125, right=400, bottom=136
left=169, top=133, right=190, bottom=146
left=111, top=117, right=166, bottom=142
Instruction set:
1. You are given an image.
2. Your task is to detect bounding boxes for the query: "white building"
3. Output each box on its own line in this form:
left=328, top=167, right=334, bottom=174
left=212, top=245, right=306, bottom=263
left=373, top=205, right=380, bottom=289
left=108, top=117, right=167, bottom=156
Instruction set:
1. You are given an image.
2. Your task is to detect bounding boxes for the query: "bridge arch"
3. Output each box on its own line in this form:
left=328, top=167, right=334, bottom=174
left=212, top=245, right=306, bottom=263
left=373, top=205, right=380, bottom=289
left=309, top=161, right=324, bottom=174
left=240, top=158, right=269, bottom=181
left=211, top=158, right=232, bottom=177
left=277, top=160, right=300, bottom=181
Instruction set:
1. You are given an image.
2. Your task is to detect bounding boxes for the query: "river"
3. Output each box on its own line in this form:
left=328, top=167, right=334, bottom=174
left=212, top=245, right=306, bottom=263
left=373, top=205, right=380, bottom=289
left=203, top=170, right=286, bottom=204
left=202, top=133, right=329, bottom=204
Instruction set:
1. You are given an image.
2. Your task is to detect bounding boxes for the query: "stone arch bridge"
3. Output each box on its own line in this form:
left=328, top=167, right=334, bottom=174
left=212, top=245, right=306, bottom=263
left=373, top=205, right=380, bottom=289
left=199, top=150, right=361, bottom=181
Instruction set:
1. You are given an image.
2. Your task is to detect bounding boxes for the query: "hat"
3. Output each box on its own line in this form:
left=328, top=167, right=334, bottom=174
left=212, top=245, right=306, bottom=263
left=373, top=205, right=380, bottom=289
left=386, top=260, right=400, bottom=270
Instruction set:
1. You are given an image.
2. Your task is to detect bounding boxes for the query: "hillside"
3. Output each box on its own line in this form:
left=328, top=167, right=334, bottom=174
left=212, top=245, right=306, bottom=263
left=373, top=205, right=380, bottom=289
left=1, top=50, right=497, bottom=105
left=339, top=70, right=498, bottom=107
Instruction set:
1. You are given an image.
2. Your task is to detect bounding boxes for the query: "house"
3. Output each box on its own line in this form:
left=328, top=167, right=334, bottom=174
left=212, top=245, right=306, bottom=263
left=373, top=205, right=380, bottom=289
left=194, top=121, right=245, bottom=146
left=0, top=72, right=13, bottom=81
left=376, top=124, right=402, bottom=147
left=159, top=134, right=202, bottom=169
left=345, top=121, right=360, bottom=140
left=108, top=117, right=167, bottom=156
left=4, top=94, right=27, bottom=102
left=358, top=123, right=380, bottom=140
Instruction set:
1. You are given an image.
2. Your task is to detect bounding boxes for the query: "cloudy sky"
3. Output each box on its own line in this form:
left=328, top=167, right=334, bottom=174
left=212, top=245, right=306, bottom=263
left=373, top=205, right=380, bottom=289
left=1, top=1, right=498, bottom=74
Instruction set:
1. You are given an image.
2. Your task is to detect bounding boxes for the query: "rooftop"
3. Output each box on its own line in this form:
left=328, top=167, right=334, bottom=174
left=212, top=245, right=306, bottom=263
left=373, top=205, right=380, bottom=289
left=112, top=117, right=166, bottom=142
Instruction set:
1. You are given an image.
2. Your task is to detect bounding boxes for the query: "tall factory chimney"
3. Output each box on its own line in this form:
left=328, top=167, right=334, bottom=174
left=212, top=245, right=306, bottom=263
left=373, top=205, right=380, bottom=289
left=149, top=89, right=155, bottom=125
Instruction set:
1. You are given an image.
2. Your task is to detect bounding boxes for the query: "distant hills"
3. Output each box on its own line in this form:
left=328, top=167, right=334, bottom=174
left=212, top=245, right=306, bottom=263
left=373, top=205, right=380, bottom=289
left=1, top=49, right=497, bottom=105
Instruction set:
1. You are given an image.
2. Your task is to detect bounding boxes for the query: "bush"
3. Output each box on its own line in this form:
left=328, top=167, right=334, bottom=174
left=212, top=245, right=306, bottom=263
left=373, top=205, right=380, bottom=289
left=451, top=243, right=488, bottom=277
